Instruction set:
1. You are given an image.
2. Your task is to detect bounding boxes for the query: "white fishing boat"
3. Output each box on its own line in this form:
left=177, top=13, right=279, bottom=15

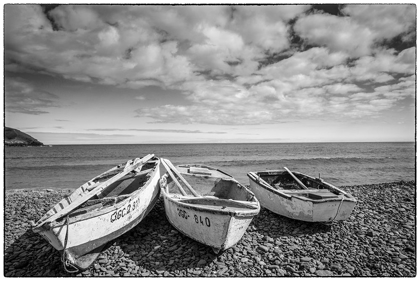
left=159, top=159, right=260, bottom=253
left=247, top=167, right=356, bottom=222
left=32, top=154, right=161, bottom=272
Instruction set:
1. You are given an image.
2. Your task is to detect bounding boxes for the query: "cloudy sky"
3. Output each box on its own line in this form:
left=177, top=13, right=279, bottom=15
left=4, top=4, right=416, bottom=144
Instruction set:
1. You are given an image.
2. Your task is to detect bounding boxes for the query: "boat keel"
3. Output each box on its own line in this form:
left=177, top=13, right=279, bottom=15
left=212, top=247, right=221, bottom=254
left=62, top=243, right=108, bottom=273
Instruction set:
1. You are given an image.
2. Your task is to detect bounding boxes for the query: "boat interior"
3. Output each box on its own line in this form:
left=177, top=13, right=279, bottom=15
left=55, top=160, right=158, bottom=221
left=179, top=196, right=258, bottom=211
left=167, top=172, right=254, bottom=202
left=258, top=172, right=341, bottom=200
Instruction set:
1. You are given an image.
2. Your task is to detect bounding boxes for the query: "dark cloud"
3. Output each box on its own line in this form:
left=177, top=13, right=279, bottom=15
left=379, top=33, right=416, bottom=52
left=258, top=52, right=294, bottom=69
left=41, top=4, right=61, bottom=31
left=309, top=4, right=346, bottom=16
left=194, top=70, right=237, bottom=82
left=225, top=59, right=242, bottom=66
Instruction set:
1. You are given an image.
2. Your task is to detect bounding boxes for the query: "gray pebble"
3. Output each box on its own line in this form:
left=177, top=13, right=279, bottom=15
left=4, top=182, right=416, bottom=277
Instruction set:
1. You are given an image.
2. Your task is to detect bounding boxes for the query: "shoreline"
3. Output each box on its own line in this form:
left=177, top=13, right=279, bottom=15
left=4, top=181, right=416, bottom=277
left=4, top=178, right=415, bottom=193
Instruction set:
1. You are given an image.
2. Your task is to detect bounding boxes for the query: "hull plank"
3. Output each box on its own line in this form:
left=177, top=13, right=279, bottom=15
left=164, top=197, right=230, bottom=249
left=65, top=191, right=160, bottom=258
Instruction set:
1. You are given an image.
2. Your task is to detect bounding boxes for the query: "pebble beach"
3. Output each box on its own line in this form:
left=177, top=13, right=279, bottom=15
left=4, top=181, right=416, bottom=277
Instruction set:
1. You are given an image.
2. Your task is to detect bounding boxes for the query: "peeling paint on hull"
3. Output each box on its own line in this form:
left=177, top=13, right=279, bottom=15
left=159, top=162, right=260, bottom=253
left=162, top=194, right=257, bottom=252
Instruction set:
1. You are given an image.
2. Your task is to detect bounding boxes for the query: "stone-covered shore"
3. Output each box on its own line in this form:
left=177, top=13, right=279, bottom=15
left=4, top=181, right=416, bottom=277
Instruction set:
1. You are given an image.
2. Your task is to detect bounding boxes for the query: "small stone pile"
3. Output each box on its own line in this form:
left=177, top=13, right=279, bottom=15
left=4, top=181, right=416, bottom=277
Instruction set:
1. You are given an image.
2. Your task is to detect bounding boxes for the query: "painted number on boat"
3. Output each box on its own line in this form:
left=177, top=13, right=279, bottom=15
left=110, top=198, right=140, bottom=223
left=194, top=215, right=211, bottom=227
left=176, top=208, right=211, bottom=227
left=177, top=208, right=190, bottom=219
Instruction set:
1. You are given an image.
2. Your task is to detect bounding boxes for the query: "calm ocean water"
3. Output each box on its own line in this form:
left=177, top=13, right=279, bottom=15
left=4, top=142, right=415, bottom=190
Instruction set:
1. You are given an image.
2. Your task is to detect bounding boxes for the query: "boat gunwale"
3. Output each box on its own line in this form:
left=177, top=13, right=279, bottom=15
left=177, top=164, right=234, bottom=178
left=179, top=170, right=256, bottom=199
left=248, top=170, right=356, bottom=203
left=179, top=196, right=259, bottom=210
left=33, top=156, right=157, bottom=228
left=160, top=188, right=260, bottom=217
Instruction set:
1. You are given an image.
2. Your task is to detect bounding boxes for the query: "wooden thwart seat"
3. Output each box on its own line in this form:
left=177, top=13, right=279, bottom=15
left=283, top=189, right=339, bottom=200
left=189, top=167, right=212, bottom=175
left=68, top=202, right=104, bottom=217
left=282, top=189, right=320, bottom=194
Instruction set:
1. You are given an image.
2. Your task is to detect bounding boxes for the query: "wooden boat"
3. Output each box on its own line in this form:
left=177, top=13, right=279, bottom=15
left=32, top=154, right=161, bottom=272
left=247, top=167, right=356, bottom=222
left=159, top=159, right=260, bottom=253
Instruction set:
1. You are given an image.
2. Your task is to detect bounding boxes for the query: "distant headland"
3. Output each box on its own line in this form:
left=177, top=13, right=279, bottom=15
left=4, top=127, right=44, bottom=147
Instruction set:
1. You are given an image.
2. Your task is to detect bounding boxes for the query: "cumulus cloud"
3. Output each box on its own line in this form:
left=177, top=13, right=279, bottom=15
left=294, top=13, right=375, bottom=58
left=374, top=74, right=415, bottom=98
left=349, top=48, right=415, bottom=84
left=322, top=83, right=362, bottom=95
left=136, top=104, right=277, bottom=125
left=340, top=74, right=415, bottom=118
left=49, top=5, right=104, bottom=31
left=341, top=5, right=416, bottom=42
left=5, top=5, right=52, bottom=40
left=4, top=4, right=416, bottom=125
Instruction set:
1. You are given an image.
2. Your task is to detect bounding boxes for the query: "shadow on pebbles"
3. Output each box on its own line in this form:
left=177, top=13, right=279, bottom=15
left=4, top=181, right=416, bottom=277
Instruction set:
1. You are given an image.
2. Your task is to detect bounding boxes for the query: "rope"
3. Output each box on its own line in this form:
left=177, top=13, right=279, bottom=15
left=332, top=195, right=345, bottom=222
left=61, top=215, right=79, bottom=273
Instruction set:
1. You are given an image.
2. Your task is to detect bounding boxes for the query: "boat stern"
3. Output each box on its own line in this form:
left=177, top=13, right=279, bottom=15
left=220, top=214, right=256, bottom=252
left=312, top=197, right=357, bottom=222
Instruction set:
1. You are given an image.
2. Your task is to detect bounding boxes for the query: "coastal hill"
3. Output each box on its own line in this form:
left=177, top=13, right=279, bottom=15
left=4, top=127, right=44, bottom=147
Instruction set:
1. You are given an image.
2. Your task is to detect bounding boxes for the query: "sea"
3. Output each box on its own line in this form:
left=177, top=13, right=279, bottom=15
left=4, top=142, right=416, bottom=191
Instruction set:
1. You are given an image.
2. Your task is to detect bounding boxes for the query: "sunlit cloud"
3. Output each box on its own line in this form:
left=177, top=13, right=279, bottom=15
left=4, top=4, right=416, bottom=126
left=294, top=13, right=375, bottom=58
left=341, top=5, right=416, bottom=42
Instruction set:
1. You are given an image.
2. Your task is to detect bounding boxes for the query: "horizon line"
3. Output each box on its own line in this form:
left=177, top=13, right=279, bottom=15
left=36, top=141, right=416, bottom=146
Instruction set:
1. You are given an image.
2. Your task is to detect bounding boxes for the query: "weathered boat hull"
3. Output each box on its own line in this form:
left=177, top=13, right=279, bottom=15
left=33, top=158, right=161, bottom=271
left=248, top=171, right=356, bottom=222
left=159, top=160, right=260, bottom=253
left=162, top=194, right=258, bottom=252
